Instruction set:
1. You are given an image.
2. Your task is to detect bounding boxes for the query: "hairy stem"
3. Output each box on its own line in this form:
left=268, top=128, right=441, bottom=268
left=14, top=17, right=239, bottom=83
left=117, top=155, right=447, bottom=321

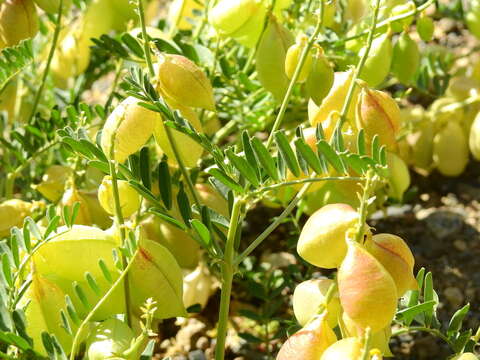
left=265, top=0, right=324, bottom=149
left=215, top=199, right=243, bottom=360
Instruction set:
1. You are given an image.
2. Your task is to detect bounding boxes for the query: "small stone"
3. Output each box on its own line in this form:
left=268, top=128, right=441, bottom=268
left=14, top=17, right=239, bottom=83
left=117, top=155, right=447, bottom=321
left=188, top=350, right=206, bottom=360
left=453, top=240, right=467, bottom=251
left=423, top=210, right=463, bottom=239
left=196, top=336, right=209, bottom=351
left=444, top=286, right=464, bottom=308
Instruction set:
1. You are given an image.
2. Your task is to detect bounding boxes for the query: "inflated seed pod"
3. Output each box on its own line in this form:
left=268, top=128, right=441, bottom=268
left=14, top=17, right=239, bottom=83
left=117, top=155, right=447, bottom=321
left=276, top=313, right=337, bottom=360
left=392, top=32, right=420, bottom=84
left=285, top=35, right=313, bottom=83
left=292, top=279, right=341, bottom=328
left=208, top=0, right=267, bottom=48
left=433, top=121, right=469, bottom=177
left=32, top=225, right=126, bottom=320
left=129, top=237, right=186, bottom=319
left=153, top=102, right=204, bottom=168
left=106, top=0, right=142, bottom=31
left=195, top=183, right=229, bottom=217
left=305, top=47, right=334, bottom=106
left=61, top=186, right=93, bottom=225
left=32, top=165, right=72, bottom=202
left=321, top=337, right=382, bottom=360
left=338, top=241, right=397, bottom=332
left=446, top=76, right=480, bottom=100
left=359, top=33, right=392, bottom=87
left=341, top=313, right=393, bottom=356
left=0, top=0, right=39, bottom=48
left=256, top=15, right=294, bottom=100
left=428, top=97, right=465, bottom=131
left=452, top=353, right=480, bottom=360
left=407, top=119, right=434, bottom=174
left=24, top=274, right=74, bottom=355
left=0, top=199, right=41, bottom=237
left=80, top=190, right=112, bottom=229
left=86, top=318, right=136, bottom=360
left=356, top=87, right=401, bottom=152
left=386, top=152, right=410, bottom=201
left=416, top=12, right=434, bottom=41
left=101, top=97, right=158, bottom=163
left=297, top=203, right=360, bottom=269
left=168, top=0, right=204, bottom=31
left=365, top=233, right=417, bottom=297
left=309, top=70, right=360, bottom=126
left=156, top=54, right=215, bottom=110
left=390, top=1, right=416, bottom=32
left=98, top=176, right=141, bottom=218
left=345, top=0, right=366, bottom=23
left=469, top=111, right=480, bottom=160
left=183, top=264, right=214, bottom=309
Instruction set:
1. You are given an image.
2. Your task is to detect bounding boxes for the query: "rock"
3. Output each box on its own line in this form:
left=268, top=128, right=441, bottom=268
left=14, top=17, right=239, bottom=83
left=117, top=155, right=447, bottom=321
left=188, top=350, right=206, bottom=360
left=453, top=240, right=467, bottom=251
left=423, top=210, right=464, bottom=239
left=176, top=318, right=207, bottom=352
left=444, top=286, right=464, bottom=309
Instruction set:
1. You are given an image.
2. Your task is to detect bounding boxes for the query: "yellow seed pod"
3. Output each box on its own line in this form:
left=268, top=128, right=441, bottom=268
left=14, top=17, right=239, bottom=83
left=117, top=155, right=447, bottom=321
left=359, top=33, right=392, bottom=87
left=417, top=12, right=434, bottom=42
left=153, top=102, right=204, bottom=168
left=168, top=0, right=204, bottom=31
left=182, top=264, right=214, bottom=309
left=32, top=225, right=126, bottom=320
left=320, top=337, right=367, bottom=360
left=297, top=203, right=360, bottom=269
left=195, top=183, right=229, bottom=217
left=0, top=0, right=39, bottom=48
left=60, top=186, right=92, bottom=225
left=256, top=15, right=294, bottom=100
left=446, top=76, right=480, bottom=100
left=0, top=199, right=39, bottom=238
left=428, top=97, right=465, bottom=131
left=345, top=0, right=366, bottom=23
left=433, top=121, right=469, bottom=177
left=277, top=313, right=337, bottom=360
left=469, top=111, right=480, bottom=160
left=32, top=165, right=72, bottom=202
left=285, top=35, right=313, bottom=83
left=309, top=69, right=360, bottom=127
left=129, top=237, right=186, bottom=319
left=209, top=0, right=267, bottom=48
left=106, top=0, right=142, bottom=31
left=101, top=97, right=158, bottom=163
left=306, top=47, right=334, bottom=106
left=390, top=1, right=416, bottom=32
left=338, top=241, right=398, bottom=332
left=86, top=318, right=136, bottom=360
left=365, top=233, right=417, bottom=297
left=452, top=353, right=480, bottom=360
left=341, top=313, right=393, bottom=357
left=23, top=274, right=74, bottom=355
left=292, top=278, right=341, bottom=328
left=80, top=190, right=112, bottom=229
left=406, top=119, right=435, bottom=174
left=356, top=87, right=401, bottom=152
left=386, top=152, right=410, bottom=201
left=156, top=54, right=215, bottom=110
left=392, top=32, right=420, bottom=84
left=98, top=176, right=141, bottom=218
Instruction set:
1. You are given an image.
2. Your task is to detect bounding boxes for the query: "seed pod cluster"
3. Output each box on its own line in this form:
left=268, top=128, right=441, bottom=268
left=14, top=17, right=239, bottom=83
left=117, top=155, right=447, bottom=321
left=0, top=0, right=39, bottom=49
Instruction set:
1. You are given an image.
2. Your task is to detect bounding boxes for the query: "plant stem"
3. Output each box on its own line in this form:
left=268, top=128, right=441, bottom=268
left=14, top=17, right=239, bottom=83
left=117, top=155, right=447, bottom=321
left=29, top=0, right=64, bottom=122
left=354, top=169, right=375, bottom=244
left=235, top=181, right=309, bottom=266
left=265, top=0, right=324, bottom=149
left=215, top=198, right=243, bottom=360
left=105, top=59, right=124, bottom=109
left=253, top=176, right=363, bottom=194
left=335, top=0, right=381, bottom=137
left=333, top=0, right=435, bottom=47
left=360, top=327, right=372, bottom=360
left=69, top=249, right=139, bottom=360
left=138, top=0, right=202, bottom=208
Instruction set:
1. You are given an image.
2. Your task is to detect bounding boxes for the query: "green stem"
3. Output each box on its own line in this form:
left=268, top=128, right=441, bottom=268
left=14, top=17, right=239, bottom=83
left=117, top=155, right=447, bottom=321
left=105, top=59, right=124, bottom=110
left=138, top=0, right=201, bottom=208
left=334, top=0, right=381, bottom=137
left=265, top=0, right=324, bottom=149
left=252, top=176, right=363, bottom=194
left=360, top=327, right=372, bottom=360
left=354, top=169, right=375, bottom=244
left=138, top=0, right=155, bottom=77
left=29, top=0, right=64, bottom=122
left=234, top=180, right=310, bottom=267
left=333, top=0, right=435, bottom=47
left=215, top=199, right=243, bottom=360
left=192, top=0, right=211, bottom=41
left=69, top=249, right=139, bottom=360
